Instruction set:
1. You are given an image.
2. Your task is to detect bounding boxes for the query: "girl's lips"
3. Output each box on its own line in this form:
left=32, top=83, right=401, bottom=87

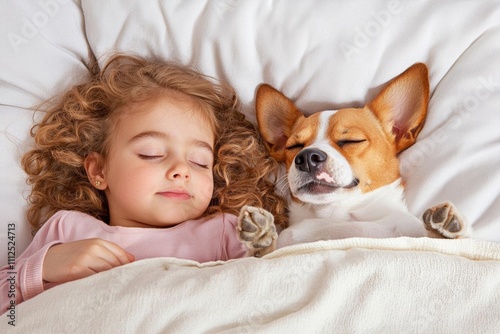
left=157, top=190, right=193, bottom=200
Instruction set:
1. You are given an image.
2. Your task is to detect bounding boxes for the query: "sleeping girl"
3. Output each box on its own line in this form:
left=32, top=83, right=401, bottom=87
left=0, top=54, right=286, bottom=311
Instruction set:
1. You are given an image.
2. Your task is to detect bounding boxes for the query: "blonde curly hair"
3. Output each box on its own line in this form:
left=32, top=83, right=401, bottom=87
left=22, top=54, right=287, bottom=234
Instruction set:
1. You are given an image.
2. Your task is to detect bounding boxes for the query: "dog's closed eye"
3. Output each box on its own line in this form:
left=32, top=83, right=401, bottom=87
left=286, top=143, right=305, bottom=151
left=336, top=139, right=367, bottom=148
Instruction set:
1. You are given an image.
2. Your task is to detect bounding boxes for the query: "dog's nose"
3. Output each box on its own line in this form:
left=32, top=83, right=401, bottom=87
left=295, top=148, right=327, bottom=173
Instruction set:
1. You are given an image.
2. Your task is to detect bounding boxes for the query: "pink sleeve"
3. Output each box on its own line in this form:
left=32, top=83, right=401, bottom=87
left=0, top=212, right=67, bottom=314
left=220, top=214, right=248, bottom=260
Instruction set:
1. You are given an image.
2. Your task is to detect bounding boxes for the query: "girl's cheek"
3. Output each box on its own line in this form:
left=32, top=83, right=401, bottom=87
left=200, top=176, right=214, bottom=200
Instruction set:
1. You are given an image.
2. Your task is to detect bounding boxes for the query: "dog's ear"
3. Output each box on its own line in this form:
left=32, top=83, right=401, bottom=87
left=256, top=84, right=303, bottom=162
left=368, top=63, right=430, bottom=153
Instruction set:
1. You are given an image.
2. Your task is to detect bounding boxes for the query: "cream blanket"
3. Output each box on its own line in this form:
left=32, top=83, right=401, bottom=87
left=4, top=237, right=500, bottom=333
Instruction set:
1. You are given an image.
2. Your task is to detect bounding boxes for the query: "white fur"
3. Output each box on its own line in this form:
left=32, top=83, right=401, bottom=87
left=278, top=179, right=427, bottom=247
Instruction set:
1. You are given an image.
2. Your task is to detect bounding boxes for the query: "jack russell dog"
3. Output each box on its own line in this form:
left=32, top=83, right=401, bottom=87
left=238, top=63, right=469, bottom=256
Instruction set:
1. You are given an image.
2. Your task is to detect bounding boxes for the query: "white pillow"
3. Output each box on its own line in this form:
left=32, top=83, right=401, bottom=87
left=83, top=0, right=500, bottom=241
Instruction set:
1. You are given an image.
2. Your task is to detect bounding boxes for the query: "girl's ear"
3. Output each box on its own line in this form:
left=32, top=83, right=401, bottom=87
left=84, top=152, right=107, bottom=190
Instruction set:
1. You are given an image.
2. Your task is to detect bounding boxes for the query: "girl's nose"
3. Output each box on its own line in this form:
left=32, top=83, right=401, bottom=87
left=166, top=161, right=190, bottom=180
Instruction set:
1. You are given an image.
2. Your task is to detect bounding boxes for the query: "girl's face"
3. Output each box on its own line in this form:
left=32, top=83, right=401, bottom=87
left=98, top=94, right=215, bottom=228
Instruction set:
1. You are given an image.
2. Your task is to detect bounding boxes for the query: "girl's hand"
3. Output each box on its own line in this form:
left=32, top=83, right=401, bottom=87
left=42, top=238, right=135, bottom=284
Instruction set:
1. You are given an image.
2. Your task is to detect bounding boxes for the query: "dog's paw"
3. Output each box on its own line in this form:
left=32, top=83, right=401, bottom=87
left=237, top=205, right=277, bottom=256
left=422, top=201, right=469, bottom=239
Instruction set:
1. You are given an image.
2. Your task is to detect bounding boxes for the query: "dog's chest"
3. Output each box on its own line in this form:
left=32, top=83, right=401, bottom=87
left=288, top=201, right=353, bottom=226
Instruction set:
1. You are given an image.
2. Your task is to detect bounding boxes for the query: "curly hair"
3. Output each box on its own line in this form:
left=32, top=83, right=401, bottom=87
left=22, top=54, right=287, bottom=234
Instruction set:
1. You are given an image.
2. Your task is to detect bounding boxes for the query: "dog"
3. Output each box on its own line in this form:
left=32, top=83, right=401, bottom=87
left=238, top=63, right=469, bottom=256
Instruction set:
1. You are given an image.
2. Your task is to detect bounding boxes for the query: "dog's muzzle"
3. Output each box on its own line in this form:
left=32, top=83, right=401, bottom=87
left=293, top=148, right=359, bottom=194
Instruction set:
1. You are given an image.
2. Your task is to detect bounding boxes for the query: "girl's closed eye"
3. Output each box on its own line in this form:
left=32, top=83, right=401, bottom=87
left=190, top=160, right=210, bottom=169
left=139, top=154, right=165, bottom=160
left=188, top=151, right=213, bottom=170
left=134, top=143, right=167, bottom=161
left=136, top=146, right=166, bottom=160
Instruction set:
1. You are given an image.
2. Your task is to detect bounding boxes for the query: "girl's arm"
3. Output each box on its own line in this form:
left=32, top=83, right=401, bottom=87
left=0, top=211, right=134, bottom=313
left=0, top=230, right=60, bottom=313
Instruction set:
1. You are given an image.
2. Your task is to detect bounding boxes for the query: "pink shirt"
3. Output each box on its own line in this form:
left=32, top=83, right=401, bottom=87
left=1, top=210, right=247, bottom=312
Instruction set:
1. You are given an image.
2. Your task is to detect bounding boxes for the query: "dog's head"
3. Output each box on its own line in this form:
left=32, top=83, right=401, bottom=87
left=256, top=63, right=429, bottom=205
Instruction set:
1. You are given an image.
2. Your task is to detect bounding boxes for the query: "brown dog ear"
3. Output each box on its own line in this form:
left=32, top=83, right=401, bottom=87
left=368, top=63, right=430, bottom=153
left=255, top=84, right=303, bottom=162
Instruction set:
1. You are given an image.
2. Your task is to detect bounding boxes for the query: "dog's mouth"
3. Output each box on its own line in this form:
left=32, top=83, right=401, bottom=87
left=297, top=178, right=359, bottom=194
